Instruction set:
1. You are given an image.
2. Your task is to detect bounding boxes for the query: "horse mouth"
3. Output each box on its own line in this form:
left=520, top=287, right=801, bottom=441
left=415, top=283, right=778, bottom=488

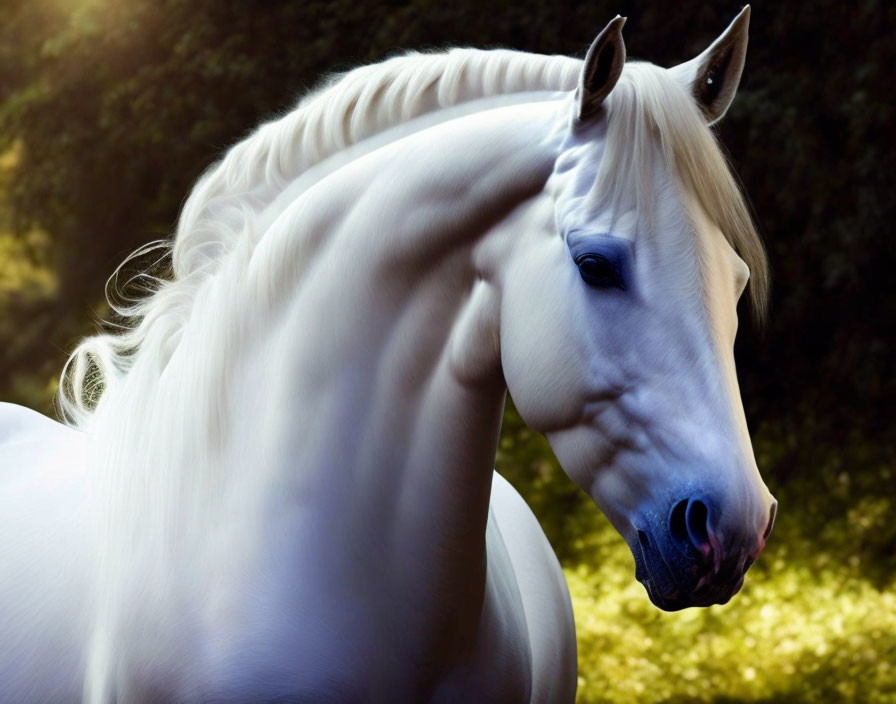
left=634, top=529, right=685, bottom=611
left=632, top=529, right=744, bottom=611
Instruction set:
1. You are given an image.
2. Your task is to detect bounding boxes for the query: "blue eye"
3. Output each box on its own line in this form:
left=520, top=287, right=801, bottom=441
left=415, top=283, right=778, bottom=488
left=575, top=253, right=625, bottom=290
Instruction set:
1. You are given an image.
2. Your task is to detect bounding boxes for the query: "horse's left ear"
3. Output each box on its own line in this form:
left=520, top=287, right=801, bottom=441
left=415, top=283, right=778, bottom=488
left=577, top=16, right=627, bottom=122
left=669, top=6, right=751, bottom=125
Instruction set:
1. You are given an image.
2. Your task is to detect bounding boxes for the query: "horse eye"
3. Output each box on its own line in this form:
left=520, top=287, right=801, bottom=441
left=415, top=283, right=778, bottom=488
left=575, top=254, right=625, bottom=290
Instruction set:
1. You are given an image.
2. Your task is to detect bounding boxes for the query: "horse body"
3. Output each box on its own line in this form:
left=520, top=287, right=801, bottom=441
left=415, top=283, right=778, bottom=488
left=0, top=404, right=570, bottom=702
left=0, top=9, right=776, bottom=703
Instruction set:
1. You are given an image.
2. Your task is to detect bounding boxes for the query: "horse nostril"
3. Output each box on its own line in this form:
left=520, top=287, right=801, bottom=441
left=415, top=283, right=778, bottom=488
left=669, top=498, right=711, bottom=553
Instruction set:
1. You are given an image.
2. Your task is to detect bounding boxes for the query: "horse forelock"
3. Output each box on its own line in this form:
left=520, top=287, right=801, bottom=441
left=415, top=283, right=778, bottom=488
left=596, top=62, right=768, bottom=321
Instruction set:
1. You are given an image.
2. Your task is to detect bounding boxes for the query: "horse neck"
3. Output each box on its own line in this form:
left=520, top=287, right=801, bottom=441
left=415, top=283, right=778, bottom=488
left=238, top=99, right=566, bottom=537
left=91, top=100, right=566, bottom=652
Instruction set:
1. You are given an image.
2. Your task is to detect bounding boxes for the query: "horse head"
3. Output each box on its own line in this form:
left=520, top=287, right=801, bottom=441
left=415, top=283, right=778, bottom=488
left=499, top=8, right=776, bottom=610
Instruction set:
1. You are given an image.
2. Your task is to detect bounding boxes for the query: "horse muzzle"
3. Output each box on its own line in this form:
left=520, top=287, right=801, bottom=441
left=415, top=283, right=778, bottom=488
left=630, top=495, right=777, bottom=611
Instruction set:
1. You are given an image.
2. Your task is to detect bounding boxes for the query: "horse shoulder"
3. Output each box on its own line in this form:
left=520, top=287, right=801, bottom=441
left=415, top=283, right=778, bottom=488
left=433, top=471, right=576, bottom=703
left=487, top=471, right=577, bottom=704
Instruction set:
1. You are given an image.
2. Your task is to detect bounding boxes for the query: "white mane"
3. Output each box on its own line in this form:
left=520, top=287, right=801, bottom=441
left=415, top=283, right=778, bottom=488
left=174, top=48, right=581, bottom=277
left=59, top=48, right=580, bottom=426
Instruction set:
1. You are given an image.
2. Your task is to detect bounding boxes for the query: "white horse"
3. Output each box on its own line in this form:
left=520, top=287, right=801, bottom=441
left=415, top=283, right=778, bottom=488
left=0, top=8, right=777, bottom=702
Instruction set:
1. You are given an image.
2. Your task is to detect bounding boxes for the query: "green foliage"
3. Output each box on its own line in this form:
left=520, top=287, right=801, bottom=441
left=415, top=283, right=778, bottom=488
left=567, top=530, right=896, bottom=704
left=0, top=139, right=58, bottom=409
left=498, top=402, right=896, bottom=703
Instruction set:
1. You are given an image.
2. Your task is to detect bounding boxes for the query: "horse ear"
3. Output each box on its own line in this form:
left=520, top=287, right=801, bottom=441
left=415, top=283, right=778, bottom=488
left=669, top=6, right=751, bottom=125
left=577, top=16, right=627, bottom=122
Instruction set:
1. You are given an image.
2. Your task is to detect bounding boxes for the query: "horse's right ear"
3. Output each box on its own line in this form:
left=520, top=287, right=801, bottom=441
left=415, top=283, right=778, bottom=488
left=577, top=16, right=627, bottom=122
left=668, top=6, right=751, bottom=125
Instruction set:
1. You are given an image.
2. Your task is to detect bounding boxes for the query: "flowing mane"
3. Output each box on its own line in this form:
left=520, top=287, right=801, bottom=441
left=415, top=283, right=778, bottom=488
left=59, top=48, right=581, bottom=426
left=58, top=50, right=768, bottom=428
left=174, top=48, right=582, bottom=276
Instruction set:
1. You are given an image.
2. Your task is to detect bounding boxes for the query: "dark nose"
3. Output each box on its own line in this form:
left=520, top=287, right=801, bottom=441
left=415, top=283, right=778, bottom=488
left=634, top=496, right=777, bottom=611
left=669, top=498, right=712, bottom=556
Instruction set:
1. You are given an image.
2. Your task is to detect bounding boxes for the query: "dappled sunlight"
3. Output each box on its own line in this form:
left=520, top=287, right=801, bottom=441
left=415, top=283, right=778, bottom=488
left=0, top=141, right=57, bottom=305
left=0, top=140, right=60, bottom=409
left=0, top=230, right=56, bottom=304
left=497, top=400, right=895, bottom=703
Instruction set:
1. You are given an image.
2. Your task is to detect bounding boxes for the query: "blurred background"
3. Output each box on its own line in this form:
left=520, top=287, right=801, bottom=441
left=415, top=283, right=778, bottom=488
left=1, top=0, right=893, bottom=701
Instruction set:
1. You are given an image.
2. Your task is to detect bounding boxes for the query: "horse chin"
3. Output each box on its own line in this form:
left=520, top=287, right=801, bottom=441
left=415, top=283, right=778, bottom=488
left=630, top=534, right=746, bottom=612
